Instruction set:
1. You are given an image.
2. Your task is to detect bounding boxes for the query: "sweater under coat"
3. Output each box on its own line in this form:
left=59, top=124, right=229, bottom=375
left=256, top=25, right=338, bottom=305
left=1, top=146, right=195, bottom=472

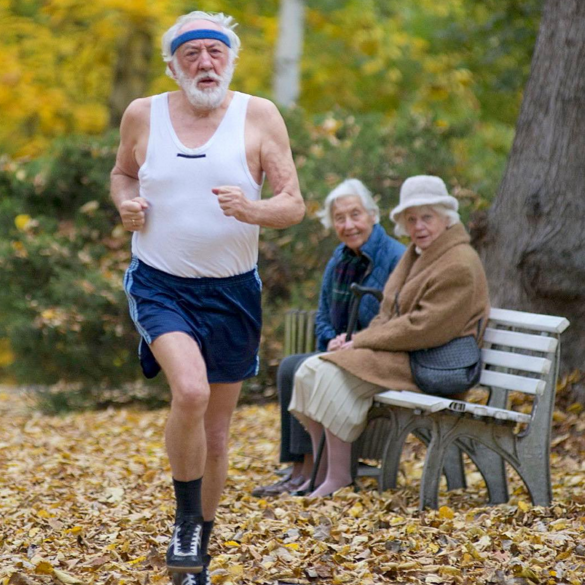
left=314, top=223, right=406, bottom=351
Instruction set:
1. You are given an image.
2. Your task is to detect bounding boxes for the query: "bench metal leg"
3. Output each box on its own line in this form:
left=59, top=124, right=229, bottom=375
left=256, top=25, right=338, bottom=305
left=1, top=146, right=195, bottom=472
left=422, top=412, right=555, bottom=508
left=360, top=408, right=467, bottom=494
left=415, top=428, right=467, bottom=491
left=456, top=438, right=508, bottom=505
left=512, top=438, right=553, bottom=506
left=517, top=464, right=552, bottom=506
left=418, top=427, right=447, bottom=510
left=378, top=427, right=409, bottom=491
left=457, top=432, right=550, bottom=507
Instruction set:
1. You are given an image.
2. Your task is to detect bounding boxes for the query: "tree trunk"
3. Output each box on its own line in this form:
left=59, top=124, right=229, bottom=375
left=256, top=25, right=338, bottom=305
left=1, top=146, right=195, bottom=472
left=474, top=0, right=585, bottom=372
left=273, top=0, right=305, bottom=107
left=108, top=24, right=153, bottom=128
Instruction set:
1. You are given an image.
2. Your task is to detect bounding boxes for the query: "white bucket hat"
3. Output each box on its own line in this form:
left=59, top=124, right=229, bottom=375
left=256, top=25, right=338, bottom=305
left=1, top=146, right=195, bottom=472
left=390, top=175, right=458, bottom=223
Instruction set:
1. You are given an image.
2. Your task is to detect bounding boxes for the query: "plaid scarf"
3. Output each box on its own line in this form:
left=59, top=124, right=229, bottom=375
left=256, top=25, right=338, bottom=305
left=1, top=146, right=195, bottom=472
left=330, top=248, right=370, bottom=334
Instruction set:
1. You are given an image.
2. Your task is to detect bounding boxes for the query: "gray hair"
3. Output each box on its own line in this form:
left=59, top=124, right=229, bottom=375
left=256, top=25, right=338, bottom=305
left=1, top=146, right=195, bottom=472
left=161, top=11, right=241, bottom=79
left=393, top=204, right=460, bottom=237
left=317, top=179, right=380, bottom=229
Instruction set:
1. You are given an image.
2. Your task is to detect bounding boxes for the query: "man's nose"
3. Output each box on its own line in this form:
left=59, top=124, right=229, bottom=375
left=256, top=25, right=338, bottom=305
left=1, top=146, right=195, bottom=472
left=199, top=50, right=213, bottom=68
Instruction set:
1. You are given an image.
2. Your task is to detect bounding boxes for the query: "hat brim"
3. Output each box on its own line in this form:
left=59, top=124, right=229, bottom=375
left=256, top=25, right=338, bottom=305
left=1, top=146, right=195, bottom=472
left=390, top=195, right=459, bottom=223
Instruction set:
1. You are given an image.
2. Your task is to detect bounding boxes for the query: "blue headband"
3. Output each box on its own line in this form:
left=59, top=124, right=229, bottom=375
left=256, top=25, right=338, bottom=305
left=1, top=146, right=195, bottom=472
left=171, top=29, right=231, bottom=55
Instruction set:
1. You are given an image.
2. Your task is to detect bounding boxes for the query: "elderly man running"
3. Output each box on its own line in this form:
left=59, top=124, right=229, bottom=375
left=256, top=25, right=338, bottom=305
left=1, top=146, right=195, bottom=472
left=110, top=11, right=304, bottom=584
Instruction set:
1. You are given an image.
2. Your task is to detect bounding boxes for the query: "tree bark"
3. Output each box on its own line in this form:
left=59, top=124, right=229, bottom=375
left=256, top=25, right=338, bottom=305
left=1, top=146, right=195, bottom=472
left=474, top=0, right=585, bottom=372
left=108, top=24, right=153, bottom=128
left=273, top=0, right=305, bottom=107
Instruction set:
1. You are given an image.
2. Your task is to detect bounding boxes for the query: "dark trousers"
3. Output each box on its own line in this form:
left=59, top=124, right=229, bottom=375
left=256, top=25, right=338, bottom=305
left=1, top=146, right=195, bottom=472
left=278, top=352, right=316, bottom=462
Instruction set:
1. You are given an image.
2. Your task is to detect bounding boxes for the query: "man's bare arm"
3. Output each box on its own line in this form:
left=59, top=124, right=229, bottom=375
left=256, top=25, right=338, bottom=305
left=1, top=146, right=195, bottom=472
left=110, top=98, right=150, bottom=231
left=213, top=98, right=304, bottom=228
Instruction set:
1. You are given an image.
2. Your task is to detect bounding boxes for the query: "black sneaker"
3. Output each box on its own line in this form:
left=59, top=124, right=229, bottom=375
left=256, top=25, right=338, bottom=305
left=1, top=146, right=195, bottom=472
left=166, top=516, right=204, bottom=573
left=171, top=555, right=211, bottom=585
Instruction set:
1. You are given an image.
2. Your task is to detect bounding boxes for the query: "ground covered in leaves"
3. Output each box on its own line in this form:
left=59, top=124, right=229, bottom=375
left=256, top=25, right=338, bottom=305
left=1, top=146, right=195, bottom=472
left=1, top=384, right=585, bottom=585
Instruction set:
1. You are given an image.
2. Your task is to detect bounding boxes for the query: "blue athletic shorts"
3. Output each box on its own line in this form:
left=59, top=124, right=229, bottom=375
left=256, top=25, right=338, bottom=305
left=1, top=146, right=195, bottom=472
left=123, top=257, right=262, bottom=384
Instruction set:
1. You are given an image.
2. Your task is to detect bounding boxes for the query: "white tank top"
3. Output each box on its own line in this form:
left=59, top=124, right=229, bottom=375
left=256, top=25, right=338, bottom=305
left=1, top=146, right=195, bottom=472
left=132, top=91, right=262, bottom=277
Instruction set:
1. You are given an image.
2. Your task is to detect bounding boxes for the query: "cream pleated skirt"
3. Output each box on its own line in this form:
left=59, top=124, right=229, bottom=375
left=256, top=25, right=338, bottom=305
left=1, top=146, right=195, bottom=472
left=288, top=353, right=384, bottom=443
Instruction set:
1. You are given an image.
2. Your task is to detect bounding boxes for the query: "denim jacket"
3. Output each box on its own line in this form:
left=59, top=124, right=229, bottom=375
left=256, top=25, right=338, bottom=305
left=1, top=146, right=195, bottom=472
left=315, top=223, right=406, bottom=351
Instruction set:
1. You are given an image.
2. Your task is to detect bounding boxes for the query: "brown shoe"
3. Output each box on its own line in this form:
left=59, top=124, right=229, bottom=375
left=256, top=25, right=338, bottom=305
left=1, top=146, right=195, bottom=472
left=252, top=474, right=306, bottom=497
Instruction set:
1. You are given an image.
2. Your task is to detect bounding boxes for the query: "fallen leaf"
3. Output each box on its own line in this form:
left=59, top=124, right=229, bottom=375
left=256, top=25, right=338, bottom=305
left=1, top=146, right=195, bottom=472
left=53, top=569, right=83, bottom=584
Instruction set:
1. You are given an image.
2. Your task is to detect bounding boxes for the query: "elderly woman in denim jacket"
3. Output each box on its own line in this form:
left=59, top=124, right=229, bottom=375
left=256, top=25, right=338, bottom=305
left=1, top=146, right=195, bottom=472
left=289, top=175, right=490, bottom=497
left=252, top=179, right=405, bottom=497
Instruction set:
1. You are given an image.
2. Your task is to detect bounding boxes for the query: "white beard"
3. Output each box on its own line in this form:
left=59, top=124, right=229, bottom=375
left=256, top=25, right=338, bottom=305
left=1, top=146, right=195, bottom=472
left=175, top=59, right=235, bottom=111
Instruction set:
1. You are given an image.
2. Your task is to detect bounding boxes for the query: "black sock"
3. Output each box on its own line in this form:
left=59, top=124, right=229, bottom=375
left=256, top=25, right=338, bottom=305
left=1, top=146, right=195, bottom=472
left=201, top=520, right=214, bottom=556
left=173, top=477, right=203, bottom=522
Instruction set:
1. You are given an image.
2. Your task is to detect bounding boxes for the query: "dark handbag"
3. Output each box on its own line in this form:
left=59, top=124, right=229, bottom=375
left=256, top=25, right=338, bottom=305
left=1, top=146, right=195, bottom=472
left=409, top=333, right=481, bottom=397
left=394, top=292, right=482, bottom=396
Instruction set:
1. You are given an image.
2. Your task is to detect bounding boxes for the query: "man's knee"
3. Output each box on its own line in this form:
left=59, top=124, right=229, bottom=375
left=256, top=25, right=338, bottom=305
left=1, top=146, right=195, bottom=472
left=206, top=428, right=229, bottom=460
left=171, top=377, right=210, bottom=414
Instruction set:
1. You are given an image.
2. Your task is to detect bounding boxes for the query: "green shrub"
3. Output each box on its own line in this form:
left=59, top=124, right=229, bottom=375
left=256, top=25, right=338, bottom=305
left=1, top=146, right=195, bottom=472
left=0, top=133, right=137, bottom=390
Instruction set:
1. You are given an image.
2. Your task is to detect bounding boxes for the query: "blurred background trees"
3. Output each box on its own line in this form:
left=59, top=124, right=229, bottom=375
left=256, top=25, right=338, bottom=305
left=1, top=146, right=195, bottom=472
left=1, top=0, right=552, bottom=405
left=1, top=0, right=540, bottom=161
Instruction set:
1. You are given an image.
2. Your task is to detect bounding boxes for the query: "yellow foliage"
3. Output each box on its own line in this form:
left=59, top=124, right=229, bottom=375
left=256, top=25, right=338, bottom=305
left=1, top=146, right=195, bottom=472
left=73, top=104, right=109, bottom=134
left=14, top=214, right=31, bottom=231
left=34, top=560, right=54, bottom=575
left=0, top=0, right=523, bottom=163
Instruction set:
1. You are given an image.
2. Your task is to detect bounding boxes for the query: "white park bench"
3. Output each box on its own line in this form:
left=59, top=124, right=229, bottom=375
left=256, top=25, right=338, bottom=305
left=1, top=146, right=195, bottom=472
left=284, top=306, right=569, bottom=509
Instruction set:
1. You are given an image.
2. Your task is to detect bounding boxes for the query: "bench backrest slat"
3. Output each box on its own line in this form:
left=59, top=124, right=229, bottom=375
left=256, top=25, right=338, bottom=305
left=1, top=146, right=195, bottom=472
left=489, top=308, right=569, bottom=334
left=483, top=328, right=558, bottom=353
left=481, top=348, right=551, bottom=375
left=479, top=369, right=546, bottom=395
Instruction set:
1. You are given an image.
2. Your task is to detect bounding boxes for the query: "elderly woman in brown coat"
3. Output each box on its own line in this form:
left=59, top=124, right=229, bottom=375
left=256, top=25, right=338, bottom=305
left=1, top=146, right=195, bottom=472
left=289, top=175, right=490, bottom=497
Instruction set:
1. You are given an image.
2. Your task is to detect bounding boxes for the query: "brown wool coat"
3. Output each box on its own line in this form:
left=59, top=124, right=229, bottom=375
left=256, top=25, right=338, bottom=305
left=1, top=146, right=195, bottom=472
left=322, top=223, right=490, bottom=390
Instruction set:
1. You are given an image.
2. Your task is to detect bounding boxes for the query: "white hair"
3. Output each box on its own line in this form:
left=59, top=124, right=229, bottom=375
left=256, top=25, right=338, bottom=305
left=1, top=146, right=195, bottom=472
left=317, top=179, right=380, bottom=229
left=161, top=11, right=241, bottom=80
left=393, top=204, right=461, bottom=237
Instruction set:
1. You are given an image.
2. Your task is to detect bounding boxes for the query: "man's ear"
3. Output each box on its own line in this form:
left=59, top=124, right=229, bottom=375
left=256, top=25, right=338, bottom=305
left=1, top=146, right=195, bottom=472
left=169, top=61, right=178, bottom=79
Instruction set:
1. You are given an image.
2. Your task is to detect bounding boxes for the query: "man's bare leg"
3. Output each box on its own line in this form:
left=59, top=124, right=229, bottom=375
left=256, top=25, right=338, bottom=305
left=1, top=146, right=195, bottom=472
left=151, top=332, right=210, bottom=480
left=150, top=332, right=209, bottom=573
left=201, top=381, right=242, bottom=520
left=191, top=381, right=242, bottom=574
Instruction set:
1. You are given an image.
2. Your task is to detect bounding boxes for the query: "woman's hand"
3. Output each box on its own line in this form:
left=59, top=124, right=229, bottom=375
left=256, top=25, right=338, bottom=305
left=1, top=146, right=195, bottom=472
left=340, top=340, right=354, bottom=350
left=327, top=333, right=347, bottom=352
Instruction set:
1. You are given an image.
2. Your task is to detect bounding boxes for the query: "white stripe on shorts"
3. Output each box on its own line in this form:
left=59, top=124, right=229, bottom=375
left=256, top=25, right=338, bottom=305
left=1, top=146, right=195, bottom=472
left=123, top=257, right=152, bottom=344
